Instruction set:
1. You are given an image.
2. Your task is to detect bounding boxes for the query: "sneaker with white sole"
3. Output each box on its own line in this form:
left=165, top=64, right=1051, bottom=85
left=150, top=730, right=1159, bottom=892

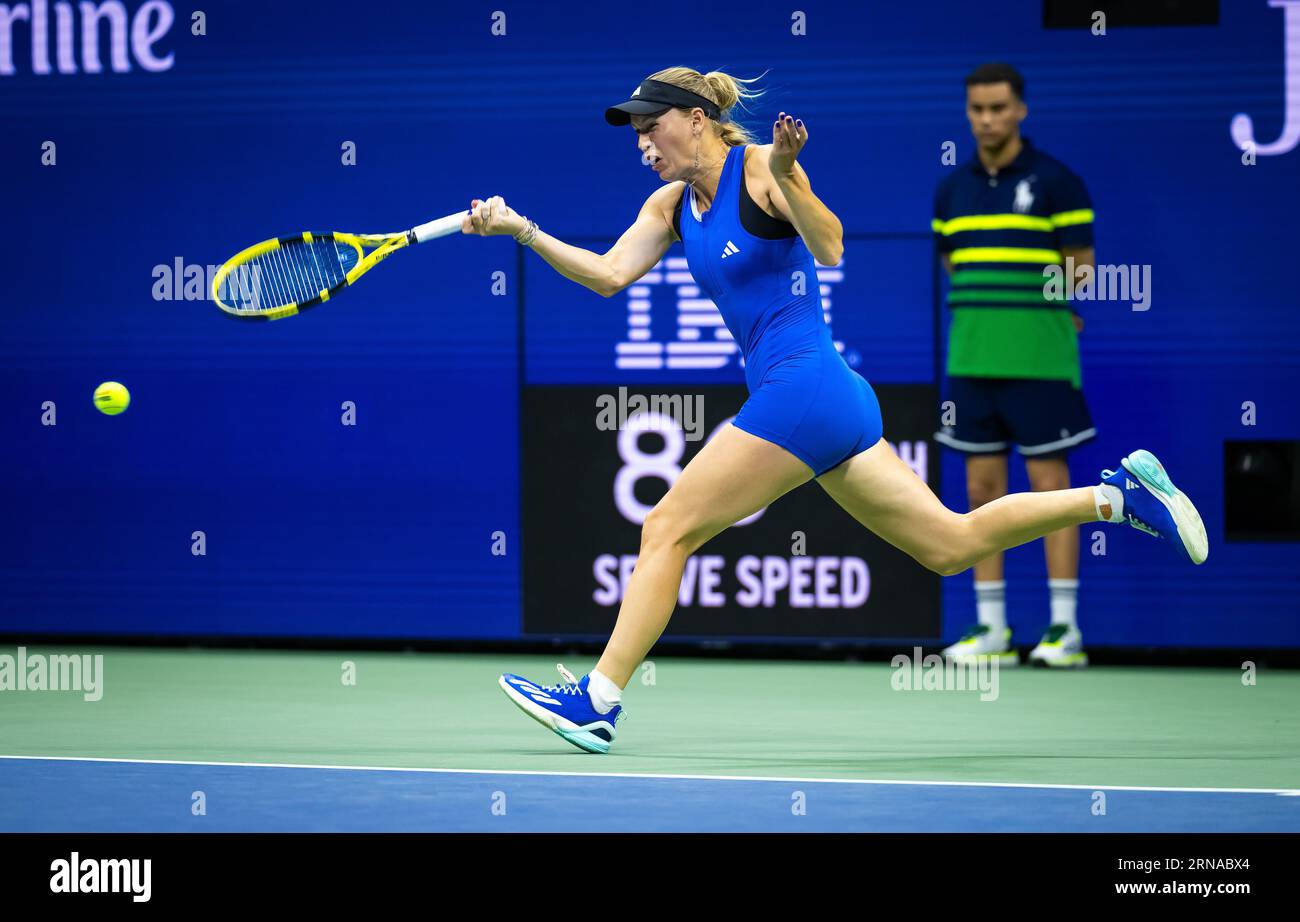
left=1101, top=449, right=1208, bottom=565
left=1028, top=623, right=1089, bottom=668
left=941, top=624, right=1020, bottom=666
left=498, top=664, right=623, bottom=754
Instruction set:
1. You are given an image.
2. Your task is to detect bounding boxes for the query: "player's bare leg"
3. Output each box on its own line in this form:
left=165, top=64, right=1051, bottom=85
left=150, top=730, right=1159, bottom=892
left=818, top=438, right=1102, bottom=577
left=594, top=425, right=813, bottom=687
left=499, top=425, right=812, bottom=753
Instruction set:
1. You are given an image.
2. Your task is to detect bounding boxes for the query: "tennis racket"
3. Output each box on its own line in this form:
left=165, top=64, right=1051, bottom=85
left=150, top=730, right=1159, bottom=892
left=211, top=210, right=468, bottom=321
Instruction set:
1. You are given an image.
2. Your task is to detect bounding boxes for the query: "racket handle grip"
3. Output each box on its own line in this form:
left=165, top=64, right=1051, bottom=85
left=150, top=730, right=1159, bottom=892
left=410, top=210, right=469, bottom=243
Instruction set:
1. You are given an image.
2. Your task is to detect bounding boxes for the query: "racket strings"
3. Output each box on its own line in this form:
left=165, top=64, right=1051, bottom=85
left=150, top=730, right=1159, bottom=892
left=218, top=238, right=359, bottom=312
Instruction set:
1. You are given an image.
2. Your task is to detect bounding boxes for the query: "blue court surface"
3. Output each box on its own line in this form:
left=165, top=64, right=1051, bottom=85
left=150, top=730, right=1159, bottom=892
left=3, top=757, right=1298, bottom=833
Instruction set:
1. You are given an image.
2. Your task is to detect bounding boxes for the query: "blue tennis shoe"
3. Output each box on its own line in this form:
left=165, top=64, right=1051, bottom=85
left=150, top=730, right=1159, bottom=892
left=1101, top=449, right=1208, bottom=565
left=499, top=664, right=623, bottom=754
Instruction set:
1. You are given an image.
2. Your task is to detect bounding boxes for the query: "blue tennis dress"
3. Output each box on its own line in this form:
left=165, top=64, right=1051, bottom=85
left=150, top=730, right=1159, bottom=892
left=679, top=143, right=882, bottom=476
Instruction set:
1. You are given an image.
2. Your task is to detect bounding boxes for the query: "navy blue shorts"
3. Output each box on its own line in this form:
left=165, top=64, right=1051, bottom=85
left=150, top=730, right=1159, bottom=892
left=934, top=376, right=1096, bottom=459
left=733, top=347, right=884, bottom=477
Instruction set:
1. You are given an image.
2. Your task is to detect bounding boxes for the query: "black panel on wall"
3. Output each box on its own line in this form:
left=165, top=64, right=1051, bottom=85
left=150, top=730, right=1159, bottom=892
left=1044, top=0, right=1219, bottom=29
left=1225, top=441, right=1300, bottom=542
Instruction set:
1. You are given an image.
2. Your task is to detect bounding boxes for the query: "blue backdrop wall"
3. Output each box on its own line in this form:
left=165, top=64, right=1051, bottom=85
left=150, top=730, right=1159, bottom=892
left=2, top=0, right=1297, bottom=647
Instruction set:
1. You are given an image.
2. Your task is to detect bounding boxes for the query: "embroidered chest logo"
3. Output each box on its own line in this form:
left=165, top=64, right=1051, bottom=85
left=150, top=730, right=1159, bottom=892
left=1012, top=177, right=1037, bottom=213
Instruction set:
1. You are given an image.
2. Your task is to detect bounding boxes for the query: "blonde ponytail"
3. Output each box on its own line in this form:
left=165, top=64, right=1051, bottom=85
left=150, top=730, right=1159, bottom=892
left=646, top=66, right=768, bottom=147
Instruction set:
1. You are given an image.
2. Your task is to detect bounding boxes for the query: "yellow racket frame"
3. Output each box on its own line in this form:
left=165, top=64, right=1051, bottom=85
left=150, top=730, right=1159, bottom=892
left=210, top=230, right=411, bottom=320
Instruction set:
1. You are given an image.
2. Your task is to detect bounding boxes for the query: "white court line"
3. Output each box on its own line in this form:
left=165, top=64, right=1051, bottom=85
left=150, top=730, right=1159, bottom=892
left=1, top=755, right=1297, bottom=796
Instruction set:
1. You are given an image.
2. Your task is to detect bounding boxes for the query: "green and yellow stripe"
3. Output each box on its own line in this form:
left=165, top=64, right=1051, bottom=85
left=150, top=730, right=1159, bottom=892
left=932, top=210, right=1095, bottom=236
left=949, top=247, right=1062, bottom=265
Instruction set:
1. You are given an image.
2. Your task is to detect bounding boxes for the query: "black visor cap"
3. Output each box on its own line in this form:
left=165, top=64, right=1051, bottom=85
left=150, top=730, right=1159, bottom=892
left=605, top=79, right=723, bottom=126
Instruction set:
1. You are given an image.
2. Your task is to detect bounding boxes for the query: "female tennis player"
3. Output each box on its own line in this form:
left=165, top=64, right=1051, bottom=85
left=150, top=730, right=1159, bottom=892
left=467, top=67, right=1208, bottom=753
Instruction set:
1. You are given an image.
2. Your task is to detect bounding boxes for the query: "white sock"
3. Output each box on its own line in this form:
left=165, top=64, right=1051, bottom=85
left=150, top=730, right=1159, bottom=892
left=587, top=669, right=622, bottom=714
left=1048, top=578, right=1079, bottom=631
left=974, top=580, right=1007, bottom=635
left=1094, top=484, right=1124, bottom=522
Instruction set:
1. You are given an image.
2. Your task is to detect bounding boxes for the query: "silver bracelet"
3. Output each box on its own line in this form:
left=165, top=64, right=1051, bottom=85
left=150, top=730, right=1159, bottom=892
left=513, top=217, right=540, bottom=246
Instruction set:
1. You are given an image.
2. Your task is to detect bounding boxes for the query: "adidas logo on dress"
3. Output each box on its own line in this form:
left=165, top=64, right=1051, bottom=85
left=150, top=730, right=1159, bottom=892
left=721, top=240, right=740, bottom=258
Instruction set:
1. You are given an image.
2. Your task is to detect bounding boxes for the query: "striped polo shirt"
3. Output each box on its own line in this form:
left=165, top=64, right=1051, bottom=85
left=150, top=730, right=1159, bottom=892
left=932, top=137, right=1094, bottom=388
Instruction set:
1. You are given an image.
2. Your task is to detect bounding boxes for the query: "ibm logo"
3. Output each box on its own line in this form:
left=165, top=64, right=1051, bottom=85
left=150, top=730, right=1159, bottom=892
left=614, top=257, right=846, bottom=371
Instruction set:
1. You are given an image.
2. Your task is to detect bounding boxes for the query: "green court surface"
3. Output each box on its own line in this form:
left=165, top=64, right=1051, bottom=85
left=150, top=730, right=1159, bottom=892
left=2, top=645, right=1296, bottom=790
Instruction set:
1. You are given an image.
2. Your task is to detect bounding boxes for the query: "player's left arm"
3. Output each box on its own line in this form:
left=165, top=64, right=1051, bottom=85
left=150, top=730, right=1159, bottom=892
left=763, top=113, right=844, bottom=266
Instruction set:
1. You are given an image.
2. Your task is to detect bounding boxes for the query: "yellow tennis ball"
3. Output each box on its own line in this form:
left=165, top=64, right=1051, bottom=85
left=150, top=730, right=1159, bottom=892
left=93, top=381, right=130, bottom=416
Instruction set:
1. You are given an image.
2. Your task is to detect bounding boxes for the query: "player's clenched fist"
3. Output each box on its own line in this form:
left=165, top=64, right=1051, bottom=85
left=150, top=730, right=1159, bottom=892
left=463, top=196, right=524, bottom=236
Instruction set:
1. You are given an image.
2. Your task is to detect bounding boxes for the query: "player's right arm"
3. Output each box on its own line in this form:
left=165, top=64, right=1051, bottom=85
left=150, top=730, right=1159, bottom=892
left=465, top=186, right=680, bottom=299
left=592, top=183, right=682, bottom=297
